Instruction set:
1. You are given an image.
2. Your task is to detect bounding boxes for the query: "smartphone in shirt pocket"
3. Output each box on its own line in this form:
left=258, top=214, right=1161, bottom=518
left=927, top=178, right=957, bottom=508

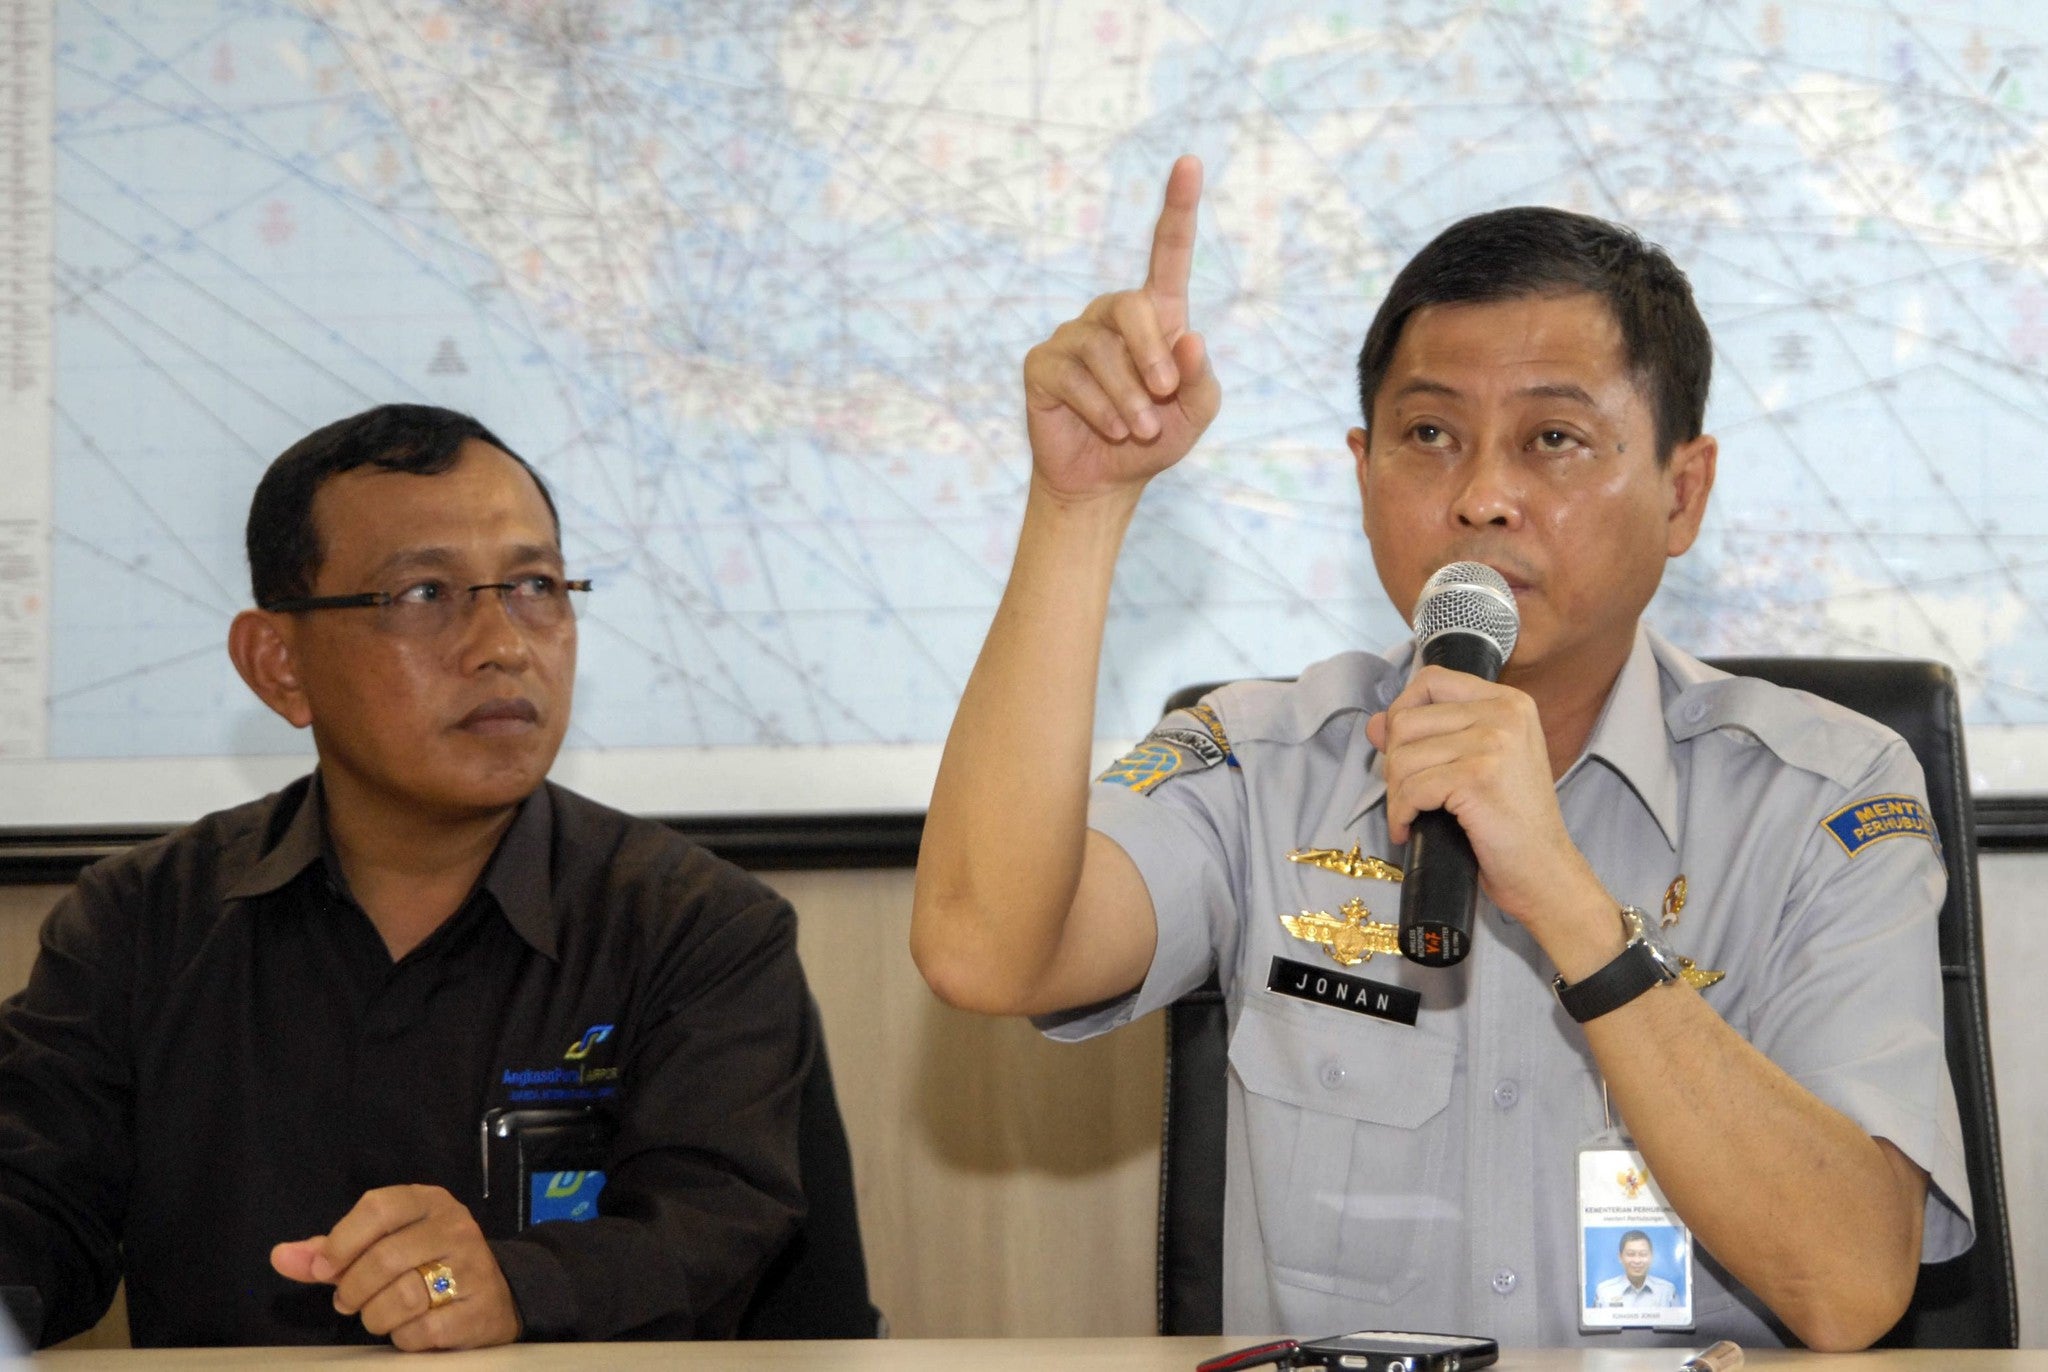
left=480, top=1107, right=615, bottom=1229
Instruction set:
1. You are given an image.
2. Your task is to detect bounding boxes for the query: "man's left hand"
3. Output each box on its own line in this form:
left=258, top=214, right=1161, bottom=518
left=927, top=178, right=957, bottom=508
left=1367, top=665, right=1614, bottom=962
left=270, top=1184, right=520, bottom=1351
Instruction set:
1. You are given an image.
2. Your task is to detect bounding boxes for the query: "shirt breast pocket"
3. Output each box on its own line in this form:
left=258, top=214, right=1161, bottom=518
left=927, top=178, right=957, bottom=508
left=1228, top=994, right=1458, bottom=1303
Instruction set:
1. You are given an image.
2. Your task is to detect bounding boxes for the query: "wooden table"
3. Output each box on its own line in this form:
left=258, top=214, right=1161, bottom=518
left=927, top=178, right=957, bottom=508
left=27, top=1342, right=2048, bottom=1370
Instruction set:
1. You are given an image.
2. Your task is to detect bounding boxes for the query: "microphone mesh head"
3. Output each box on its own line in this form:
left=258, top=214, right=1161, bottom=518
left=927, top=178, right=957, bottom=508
left=1412, top=560, right=1520, bottom=661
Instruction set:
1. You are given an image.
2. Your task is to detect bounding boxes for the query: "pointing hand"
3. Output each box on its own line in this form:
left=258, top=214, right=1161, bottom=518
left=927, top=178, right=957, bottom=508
left=1022, top=155, right=1222, bottom=501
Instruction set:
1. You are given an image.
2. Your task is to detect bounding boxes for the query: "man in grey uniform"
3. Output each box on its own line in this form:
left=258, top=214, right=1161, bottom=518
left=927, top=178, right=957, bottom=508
left=1597, top=1233, right=1678, bottom=1310
left=910, top=157, right=1971, bottom=1349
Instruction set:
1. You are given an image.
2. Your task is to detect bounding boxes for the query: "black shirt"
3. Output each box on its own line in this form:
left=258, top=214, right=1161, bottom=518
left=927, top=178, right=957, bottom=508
left=0, top=776, right=812, bottom=1346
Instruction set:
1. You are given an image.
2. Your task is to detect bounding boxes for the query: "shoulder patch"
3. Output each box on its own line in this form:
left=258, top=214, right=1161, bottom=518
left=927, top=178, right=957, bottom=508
left=1097, top=740, right=1188, bottom=793
left=1823, top=794, right=1939, bottom=858
left=1097, top=703, right=1237, bottom=794
left=1148, top=725, right=1225, bottom=768
left=1159, top=701, right=1233, bottom=766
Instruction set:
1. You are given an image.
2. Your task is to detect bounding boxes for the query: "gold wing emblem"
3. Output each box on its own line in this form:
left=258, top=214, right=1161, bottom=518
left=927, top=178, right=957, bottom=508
left=1279, top=897, right=1401, bottom=967
left=1280, top=909, right=1348, bottom=951
left=1287, top=843, right=1404, bottom=883
left=1678, top=956, right=1724, bottom=991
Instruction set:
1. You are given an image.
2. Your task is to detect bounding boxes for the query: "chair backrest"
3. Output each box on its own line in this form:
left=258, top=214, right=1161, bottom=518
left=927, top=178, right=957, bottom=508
left=736, top=1014, right=882, bottom=1339
left=1155, top=660, right=2018, bottom=1346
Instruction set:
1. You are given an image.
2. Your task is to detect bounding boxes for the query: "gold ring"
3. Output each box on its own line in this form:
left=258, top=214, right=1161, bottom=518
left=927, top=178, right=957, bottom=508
left=417, top=1261, right=458, bottom=1309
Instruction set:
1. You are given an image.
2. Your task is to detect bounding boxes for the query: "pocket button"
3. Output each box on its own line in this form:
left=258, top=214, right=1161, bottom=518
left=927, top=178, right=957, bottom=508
left=1318, top=1062, right=1346, bottom=1090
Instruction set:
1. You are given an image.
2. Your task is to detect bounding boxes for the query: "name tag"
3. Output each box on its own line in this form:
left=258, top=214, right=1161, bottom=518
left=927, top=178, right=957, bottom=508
left=1266, top=956, right=1419, bottom=1025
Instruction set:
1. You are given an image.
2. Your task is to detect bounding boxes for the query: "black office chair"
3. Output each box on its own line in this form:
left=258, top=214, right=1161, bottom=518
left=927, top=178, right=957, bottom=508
left=1154, top=659, right=2018, bottom=1347
left=737, top=1018, right=881, bottom=1339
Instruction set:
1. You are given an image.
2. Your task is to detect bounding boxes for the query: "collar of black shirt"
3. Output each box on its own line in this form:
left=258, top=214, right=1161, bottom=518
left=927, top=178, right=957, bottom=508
left=221, top=774, right=561, bottom=960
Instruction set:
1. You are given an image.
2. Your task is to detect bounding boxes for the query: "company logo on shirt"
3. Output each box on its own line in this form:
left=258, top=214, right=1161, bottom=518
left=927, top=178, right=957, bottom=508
left=563, top=1023, right=614, bottom=1060
left=499, top=1022, right=624, bottom=1104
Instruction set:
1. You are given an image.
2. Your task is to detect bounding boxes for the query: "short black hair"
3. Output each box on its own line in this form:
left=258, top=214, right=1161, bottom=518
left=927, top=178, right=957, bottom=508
left=246, top=404, right=559, bottom=607
left=1355, top=207, right=1712, bottom=461
left=1620, top=1230, right=1653, bottom=1253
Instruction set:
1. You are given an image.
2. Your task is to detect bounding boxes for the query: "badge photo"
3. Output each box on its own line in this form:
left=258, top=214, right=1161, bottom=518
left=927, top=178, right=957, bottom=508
left=1577, top=1147, right=1694, bottom=1331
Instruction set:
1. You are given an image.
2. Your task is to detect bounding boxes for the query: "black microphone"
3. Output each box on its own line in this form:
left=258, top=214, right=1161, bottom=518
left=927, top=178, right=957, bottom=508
left=1397, top=561, right=1520, bottom=968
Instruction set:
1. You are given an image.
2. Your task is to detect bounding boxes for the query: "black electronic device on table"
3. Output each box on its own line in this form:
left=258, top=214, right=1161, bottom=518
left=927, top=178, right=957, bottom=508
left=1199, top=1331, right=1500, bottom=1372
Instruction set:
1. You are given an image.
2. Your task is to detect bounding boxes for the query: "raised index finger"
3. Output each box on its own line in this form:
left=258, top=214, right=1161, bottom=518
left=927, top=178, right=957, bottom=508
left=1145, top=154, right=1203, bottom=313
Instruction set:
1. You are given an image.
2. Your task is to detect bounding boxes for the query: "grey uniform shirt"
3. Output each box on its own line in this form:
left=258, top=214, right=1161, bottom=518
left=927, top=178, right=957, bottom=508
left=1048, top=627, right=1972, bottom=1346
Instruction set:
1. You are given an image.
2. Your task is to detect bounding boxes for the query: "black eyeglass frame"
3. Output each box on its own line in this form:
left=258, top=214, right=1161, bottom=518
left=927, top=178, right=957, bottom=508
left=260, top=578, right=594, bottom=615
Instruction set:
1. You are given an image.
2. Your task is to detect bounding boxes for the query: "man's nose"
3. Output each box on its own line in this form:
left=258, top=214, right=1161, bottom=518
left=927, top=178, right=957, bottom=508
left=1450, top=439, right=1522, bottom=529
left=455, top=586, right=534, bottom=672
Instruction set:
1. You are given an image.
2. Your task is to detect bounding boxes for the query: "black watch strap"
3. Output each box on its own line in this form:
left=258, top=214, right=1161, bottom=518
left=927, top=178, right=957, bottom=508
left=1553, top=907, right=1680, bottom=1023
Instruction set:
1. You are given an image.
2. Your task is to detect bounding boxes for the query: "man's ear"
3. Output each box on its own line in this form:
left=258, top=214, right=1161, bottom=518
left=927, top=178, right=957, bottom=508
left=1663, top=432, right=1717, bottom=558
left=228, top=610, right=314, bottom=729
left=1348, top=426, right=1370, bottom=503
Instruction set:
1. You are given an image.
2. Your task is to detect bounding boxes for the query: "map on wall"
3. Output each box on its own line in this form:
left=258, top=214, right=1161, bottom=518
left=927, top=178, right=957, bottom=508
left=7, top=0, right=2048, bottom=824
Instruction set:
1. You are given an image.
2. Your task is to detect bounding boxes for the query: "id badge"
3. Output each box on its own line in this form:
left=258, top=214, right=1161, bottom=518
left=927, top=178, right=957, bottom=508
left=1578, top=1144, right=1694, bottom=1331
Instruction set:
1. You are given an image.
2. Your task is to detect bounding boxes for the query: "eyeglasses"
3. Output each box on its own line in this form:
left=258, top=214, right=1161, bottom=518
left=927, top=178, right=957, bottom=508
left=262, top=576, right=592, bottom=639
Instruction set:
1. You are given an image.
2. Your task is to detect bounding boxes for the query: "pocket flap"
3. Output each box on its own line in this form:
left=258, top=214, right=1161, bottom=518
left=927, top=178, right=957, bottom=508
left=1228, top=994, right=1456, bottom=1128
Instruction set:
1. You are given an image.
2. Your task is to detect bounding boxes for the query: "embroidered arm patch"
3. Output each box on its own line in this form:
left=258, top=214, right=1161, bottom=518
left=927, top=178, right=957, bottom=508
left=1096, top=704, right=1235, bottom=793
left=1823, top=793, right=1938, bottom=857
left=1097, top=740, right=1186, bottom=792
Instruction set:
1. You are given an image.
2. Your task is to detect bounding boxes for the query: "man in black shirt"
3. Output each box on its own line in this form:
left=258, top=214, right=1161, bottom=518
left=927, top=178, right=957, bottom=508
left=0, top=406, right=818, bottom=1348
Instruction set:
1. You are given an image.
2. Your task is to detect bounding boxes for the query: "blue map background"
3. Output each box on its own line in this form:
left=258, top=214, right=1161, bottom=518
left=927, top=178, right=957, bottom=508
left=33, top=0, right=2048, bottom=811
